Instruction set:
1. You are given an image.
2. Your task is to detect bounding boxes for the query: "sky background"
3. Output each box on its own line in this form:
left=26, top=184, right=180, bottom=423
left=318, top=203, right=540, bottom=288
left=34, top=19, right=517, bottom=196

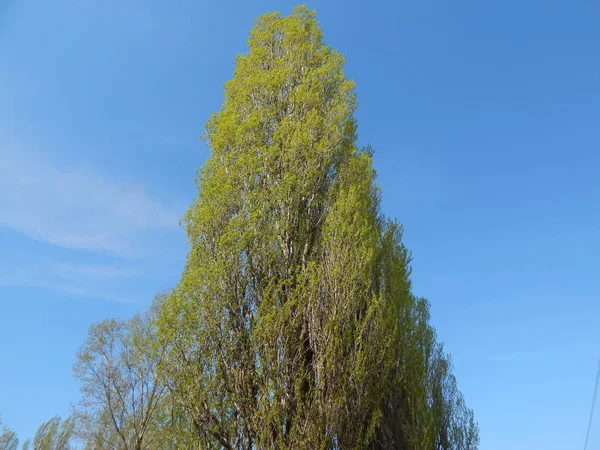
left=0, top=0, right=599, bottom=448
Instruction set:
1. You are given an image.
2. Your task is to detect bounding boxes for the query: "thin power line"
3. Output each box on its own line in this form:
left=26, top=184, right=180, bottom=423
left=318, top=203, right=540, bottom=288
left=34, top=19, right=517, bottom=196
left=584, top=357, right=600, bottom=450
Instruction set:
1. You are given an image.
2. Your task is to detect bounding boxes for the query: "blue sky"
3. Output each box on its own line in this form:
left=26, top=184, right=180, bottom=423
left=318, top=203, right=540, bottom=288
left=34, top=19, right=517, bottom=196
left=0, top=0, right=598, bottom=448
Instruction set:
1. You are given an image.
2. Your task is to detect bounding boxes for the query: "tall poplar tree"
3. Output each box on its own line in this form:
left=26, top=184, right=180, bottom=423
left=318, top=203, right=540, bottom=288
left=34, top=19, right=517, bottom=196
left=158, top=6, right=478, bottom=449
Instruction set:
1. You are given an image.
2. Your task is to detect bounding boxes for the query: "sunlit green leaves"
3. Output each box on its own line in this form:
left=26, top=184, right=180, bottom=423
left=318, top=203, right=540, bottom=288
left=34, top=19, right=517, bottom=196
left=157, top=5, right=478, bottom=449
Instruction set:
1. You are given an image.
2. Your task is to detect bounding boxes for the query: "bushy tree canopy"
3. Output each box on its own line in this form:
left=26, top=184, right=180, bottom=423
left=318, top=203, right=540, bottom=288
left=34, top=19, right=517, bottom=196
left=157, top=5, right=478, bottom=449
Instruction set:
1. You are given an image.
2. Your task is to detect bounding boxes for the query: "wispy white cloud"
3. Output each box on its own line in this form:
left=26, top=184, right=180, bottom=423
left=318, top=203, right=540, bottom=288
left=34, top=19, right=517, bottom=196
left=55, top=263, right=142, bottom=279
left=0, top=148, right=182, bottom=256
left=0, top=262, right=149, bottom=304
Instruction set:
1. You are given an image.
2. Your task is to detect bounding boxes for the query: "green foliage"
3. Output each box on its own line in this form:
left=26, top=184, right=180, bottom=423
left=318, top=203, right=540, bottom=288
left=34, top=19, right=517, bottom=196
left=28, top=417, right=73, bottom=450
left=0, top=417, right=75, bottom=450
left=156, top=5, right=478, bottom=449
left=0, top=420, right=18, bottom=450
left=72, top=294, right=188, bottom=450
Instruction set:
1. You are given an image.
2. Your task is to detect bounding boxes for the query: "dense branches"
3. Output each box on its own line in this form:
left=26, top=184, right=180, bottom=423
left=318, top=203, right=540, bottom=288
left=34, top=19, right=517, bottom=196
left=0, top=417, right=74, bottom=450
left=72, top=295, right=185, bottom=450
left=155, top=6, right=478, bottom=449
left=0, top=421, right=18, bottom=450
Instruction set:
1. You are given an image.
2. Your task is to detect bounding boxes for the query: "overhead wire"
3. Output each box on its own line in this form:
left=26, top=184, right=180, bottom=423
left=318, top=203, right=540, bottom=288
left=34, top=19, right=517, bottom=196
left=584, top=357, right=600, bottom=450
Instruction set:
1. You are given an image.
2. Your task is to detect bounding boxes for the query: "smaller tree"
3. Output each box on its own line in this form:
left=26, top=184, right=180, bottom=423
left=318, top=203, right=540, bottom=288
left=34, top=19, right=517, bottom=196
left=73, top=294, right=173, bottom=450
left=0, top=419, right=18, bottom=450
left=21, top=416, right=73, bottom=450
